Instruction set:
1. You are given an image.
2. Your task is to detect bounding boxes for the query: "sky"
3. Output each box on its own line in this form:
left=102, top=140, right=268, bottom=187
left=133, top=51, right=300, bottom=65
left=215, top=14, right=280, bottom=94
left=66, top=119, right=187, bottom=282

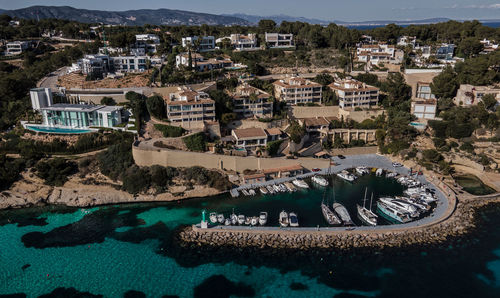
left=1, top=0, right=500, bottom=22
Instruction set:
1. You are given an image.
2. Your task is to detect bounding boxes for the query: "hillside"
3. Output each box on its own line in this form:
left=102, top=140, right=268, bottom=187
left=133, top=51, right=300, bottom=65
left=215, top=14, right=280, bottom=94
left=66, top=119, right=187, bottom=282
left=1, top=6, right=251, bottom=26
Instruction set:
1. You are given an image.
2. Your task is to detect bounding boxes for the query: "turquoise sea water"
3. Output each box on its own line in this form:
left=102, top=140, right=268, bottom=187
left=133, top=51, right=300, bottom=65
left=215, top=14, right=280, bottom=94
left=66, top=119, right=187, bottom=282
left=0, top=175, right=499, bottom=297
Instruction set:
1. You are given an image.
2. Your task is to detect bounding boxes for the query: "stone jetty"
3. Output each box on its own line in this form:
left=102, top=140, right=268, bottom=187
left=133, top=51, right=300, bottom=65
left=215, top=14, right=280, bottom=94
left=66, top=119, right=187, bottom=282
left=177, top=196, right=500, bottom=250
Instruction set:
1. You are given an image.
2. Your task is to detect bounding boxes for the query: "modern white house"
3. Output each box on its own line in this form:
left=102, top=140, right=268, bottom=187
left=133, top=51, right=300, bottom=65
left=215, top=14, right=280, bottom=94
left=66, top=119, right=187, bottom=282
left=230, top=34, right=258, bottom=51
left=133, top=34, right=160, bottom=54
left=113, top=56, right=148, bottom=72
left=265, top=33, right=294, bottom=48
left=30, top=88, right=53, bottom=111
left=181, top=36, right=215, bottom=52
left=175, top=52, right=233, bottom=72
left=5, top=41, right=30, bottom=55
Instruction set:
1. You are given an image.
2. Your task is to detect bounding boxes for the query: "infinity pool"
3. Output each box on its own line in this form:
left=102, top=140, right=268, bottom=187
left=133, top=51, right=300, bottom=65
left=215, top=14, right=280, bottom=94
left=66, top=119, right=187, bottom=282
left=25, top=125, right=93, bottom=134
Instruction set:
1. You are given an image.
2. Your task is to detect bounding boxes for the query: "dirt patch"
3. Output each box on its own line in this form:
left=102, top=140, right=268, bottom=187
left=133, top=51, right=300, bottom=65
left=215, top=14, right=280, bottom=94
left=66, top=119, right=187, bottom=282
left=58, top=71, right=152, bottom=89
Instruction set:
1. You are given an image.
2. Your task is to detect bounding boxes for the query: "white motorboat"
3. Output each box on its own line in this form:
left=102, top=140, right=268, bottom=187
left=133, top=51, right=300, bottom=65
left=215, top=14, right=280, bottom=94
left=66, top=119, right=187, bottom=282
left=273, top=184, right=281, bottom=193
left=250, top=216, right=258, bottom=226
left=259, top=212, right=268, bottom=225
left=241, top=189, right=250, bottom=196
left=404, top=187, right=427, bottom=196
left=244, top=217, right=251, bottom=225
left=355, top=166, right=370, bottom=176
left=259, top=187, right=268, bottom=195
left=312, top=175, right=329, bottom=187
left=230, top=211, right=238, bottom=225
left=266, top=185, right=275, bottom=194
left=248, top=189, right=256, bottom=196
left=224, top=218, right=231, bottom=226
left=292, top=179, right=309, bottom=188
left=237, top=214, right=246, bottom=225
left=375, top=168, right=383, bottom=176
left=377, top=201, right=411, bottom=223
left=289, top=212, right=299, bottom=227
left=386, top=172, right=398, bottom=178
left=209, top=212, right=217, bottom=224
left=379, top=197, right=419, bottom=217
left=333, top=202, right=354, bottom=226
left=337, top=170, right=357, bottom=182
left=217, top=213, right=225, bottom=223
left=395, top=196, right=430, bottom=211
left=279, top=210, right=289, bottom=227
left=279, top=184, right=287, bottom=192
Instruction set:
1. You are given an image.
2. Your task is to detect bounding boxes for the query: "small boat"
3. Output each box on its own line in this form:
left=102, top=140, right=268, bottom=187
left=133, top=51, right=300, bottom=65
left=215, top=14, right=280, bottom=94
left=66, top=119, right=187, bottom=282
left=259, top=212, right=268, bottom=225
left=241, top=189, right=250, bottom=196
left=312, top=175, right=329, bottom=187
left=386, top=172, right=398, bottom=178
left=224, top=218, right=231, bottom=226
left=273, top=184, right=281, bottom=193
left=279, top=210, right=289, bottom=227
left=337, top=170, right=357, bottom=182
left=237, top=214, right=246, bottom=225
left=248, top=189, right=256, bottom=196
left=217, top=213, right=225, bottom=224
left=284, top=182, right=296, bottom=192
left=259, top=187, right=268, bottom=195
left=357, top=190, right=377, bottom=226
left=266, top=185, right=275, bottom=194
left=289, top=212, right=299, bottom=227
left=245, top=217, right=251, bottom=225
left=279, top=184, right=287, bottom=192
left=250, top=216, right=258, bottom=226
left=230, top=211, right=238, bottom=225
left=321, top=202, right=342, bottom=225
left=209, top=212, right=217, bottom=224
left=379, top=197, right=419, bottom=218
left=355, top=166, right=369, bottom=176
left=377, top=201, right=411, bottom=223
left=292, top=179, right=309, bottom=188
left=404, top=186, right=427, bottom=196
left=333, top=203, right=354, bottom=226
left=375, top=168, right=383, bottom=176
left=396, top=196, right=430, bottom=211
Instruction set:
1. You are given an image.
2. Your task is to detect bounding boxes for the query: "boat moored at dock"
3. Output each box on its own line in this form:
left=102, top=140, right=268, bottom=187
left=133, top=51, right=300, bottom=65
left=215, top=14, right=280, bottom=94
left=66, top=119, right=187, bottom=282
left=333, top=202, right=354, bottom=226
left=289, top=212, right=299, bottom=227
left=259, top=212, right=268, bottom=225
left=279, top=210, right=289, bottom=227
left=337, top=170, right=357, bottom=182
left=292, top=179, right=309, bottom=189
left=321, top=202, right=342, bottom=225
left=377, top=201, right=411, bottom=223
left=312, top=175, right=329, bottom=187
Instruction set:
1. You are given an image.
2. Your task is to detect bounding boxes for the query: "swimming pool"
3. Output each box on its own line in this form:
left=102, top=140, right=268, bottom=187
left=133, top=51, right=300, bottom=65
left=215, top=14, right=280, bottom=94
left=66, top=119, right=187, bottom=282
left=409, top=122, right=427, bottom=130
left=25, top=125, right=93, bottom=134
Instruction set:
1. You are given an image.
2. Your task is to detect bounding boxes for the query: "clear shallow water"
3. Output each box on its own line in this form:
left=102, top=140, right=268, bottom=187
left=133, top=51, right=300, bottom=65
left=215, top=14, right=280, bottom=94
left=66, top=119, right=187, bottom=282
left=0, top=175, right=499, bottom=297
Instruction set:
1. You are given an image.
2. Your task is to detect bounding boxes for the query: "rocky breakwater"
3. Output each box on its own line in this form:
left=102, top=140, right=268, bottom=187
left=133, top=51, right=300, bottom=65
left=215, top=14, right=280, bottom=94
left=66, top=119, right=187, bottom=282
left=177, top=196, right=500, bottom=251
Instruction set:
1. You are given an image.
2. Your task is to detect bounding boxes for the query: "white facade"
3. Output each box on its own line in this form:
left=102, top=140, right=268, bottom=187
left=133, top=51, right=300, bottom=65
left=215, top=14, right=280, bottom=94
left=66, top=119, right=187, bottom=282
left=6, top=41, right=29, bottom=55
left=411, top=100, right=437, bottom=120
left=30, top=88, right=53, bottom=111
left=230, top=34, right=258, bottom=51
left=182, top=36, right=215, bottom=52
left=113, top=56, right=148, bottom=72
left=265, top=33, right=294, bottom=48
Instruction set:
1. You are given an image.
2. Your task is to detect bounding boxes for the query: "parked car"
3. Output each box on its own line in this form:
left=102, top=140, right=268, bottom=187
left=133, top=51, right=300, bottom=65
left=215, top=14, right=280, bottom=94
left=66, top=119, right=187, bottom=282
left=392, top=162, right=403, bottom=167
left=312, top=168, right=321, bottom=172
left=337, top=155, right=346, bottom=159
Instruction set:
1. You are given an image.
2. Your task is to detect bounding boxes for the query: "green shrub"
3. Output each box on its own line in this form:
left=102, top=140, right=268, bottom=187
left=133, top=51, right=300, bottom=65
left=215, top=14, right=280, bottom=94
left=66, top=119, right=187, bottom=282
left=183, top=132, right=206, bottom=152
left=35, top=158, right=77, bottom=186
left=0, top=154, right=25, bottom=190
left=266, top=140, right=284, bottom=156
left=97, top=140, right=134, bottom=181
left=121, top=165, right=151, bottom=194
left=154, top=124, right=185, bottom=138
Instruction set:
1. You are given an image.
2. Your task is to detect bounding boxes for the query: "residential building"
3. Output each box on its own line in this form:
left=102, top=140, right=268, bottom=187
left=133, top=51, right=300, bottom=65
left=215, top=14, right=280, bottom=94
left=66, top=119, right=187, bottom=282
left=38, top=103, right=123, bottom=129
left=165, top=87, right=216, bottom=128
left=30, top=88, right=53, bottom=111
left=298, top=117, right=334, bottom=133
left=6, top=41, right=29, bottom=55
left=262, top=164, right=304, bottom=179
left=229, top=83, right=273, bottom=118
left=356, top=44, right=396, bottom=66
left=79, top=54, right=112, bottom=77
left=264, top=128, right=284, bottom=142
left=328, top=78, right=379, bottom=109
left=136, top=34, right=160, bottom=44
left=455, top=84, right=500, bottom=106
left=113, top=55, right=148, bottom=73
left=230, top=34, right=258, bottom=51
left=134, top=34, right=160, bottom=54
left=265, top=33, right=294, bottom=48
left=397, top=36, right=417, bottom=47
left=98, top=47, right=125, bottom=55
left=175, top=52, right=233, bottom=72
left=232, top=127, right=268, bottom=150
left=273, top=77, right=322, bottom=105
left=436, top=44, right=455, bottom=60
left=411, top=99, right=437, bottom=120
left=182, top=36, right=215, bottom=52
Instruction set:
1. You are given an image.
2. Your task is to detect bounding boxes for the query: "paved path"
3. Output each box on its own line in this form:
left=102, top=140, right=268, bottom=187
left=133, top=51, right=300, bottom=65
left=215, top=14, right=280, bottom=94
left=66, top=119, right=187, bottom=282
left=209, top=154, right=453, bottom=232
left=38, top=67, right=68, bottom=92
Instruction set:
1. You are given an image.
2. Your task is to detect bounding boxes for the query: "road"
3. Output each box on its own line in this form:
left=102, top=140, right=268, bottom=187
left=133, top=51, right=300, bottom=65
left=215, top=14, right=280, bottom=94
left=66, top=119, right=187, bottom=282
left=37, top=66, right=68, bottom=92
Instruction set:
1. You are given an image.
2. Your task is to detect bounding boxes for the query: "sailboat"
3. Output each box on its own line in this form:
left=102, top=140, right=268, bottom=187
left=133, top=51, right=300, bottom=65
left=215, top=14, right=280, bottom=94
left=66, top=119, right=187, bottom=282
left=320, top=180, right=342, bottom=225
left=331, top=189, right=354, bottom=226
left=357, top=189, right=378, bottom=226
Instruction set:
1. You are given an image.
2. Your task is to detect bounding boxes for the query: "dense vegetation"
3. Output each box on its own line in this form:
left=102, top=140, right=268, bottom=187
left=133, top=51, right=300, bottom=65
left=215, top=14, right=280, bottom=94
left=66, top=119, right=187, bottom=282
left=154, top=124, right=185, bottom=138
left=183, top=132, right=207, bottom=152
left=0, top=154, right=25, bottom=190
left=35, top=158, right=77, bottom=186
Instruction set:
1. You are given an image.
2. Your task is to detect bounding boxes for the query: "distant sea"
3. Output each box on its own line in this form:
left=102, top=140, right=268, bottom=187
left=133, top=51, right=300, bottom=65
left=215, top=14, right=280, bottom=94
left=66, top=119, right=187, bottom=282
left=345, top=22, right=500, bottom=30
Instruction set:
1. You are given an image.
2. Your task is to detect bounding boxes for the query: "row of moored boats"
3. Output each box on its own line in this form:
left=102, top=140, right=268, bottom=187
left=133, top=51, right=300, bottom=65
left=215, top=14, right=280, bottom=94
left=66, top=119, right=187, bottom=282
left=209, top=211, right=268, bottom=226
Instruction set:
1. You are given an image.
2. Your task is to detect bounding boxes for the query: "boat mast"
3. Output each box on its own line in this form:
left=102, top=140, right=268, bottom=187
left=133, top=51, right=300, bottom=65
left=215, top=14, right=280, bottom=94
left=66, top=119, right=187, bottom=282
left=369, top=192, right=374, bottom=212
left=363, top=188, right=367, bottom=208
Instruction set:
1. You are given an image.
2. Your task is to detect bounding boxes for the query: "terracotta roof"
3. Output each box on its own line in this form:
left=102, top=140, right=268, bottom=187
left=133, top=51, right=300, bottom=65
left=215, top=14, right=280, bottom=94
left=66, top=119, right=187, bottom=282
left=262, top=164, right=303, bottom=174
left=273, top=77, right=321, bottom=88
left=244, top=173, right=266, bottom=180
left=232, top=127, right=267, bottom=140
left=328, top=80, right=379, bottom=92
left=302, top=117, right=330, bottom=127
left=231, top=84, right=269, bottom=99
left=265, top=128, right=282, bottom=136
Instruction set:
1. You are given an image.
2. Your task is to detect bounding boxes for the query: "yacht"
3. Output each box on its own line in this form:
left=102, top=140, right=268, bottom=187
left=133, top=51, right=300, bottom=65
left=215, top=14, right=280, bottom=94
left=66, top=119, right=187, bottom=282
left=209, top=212, right=217, bottom=224
left=272, top=184, right=281, bottom=193
left=266, top=185, right=275, bottom=194
left=377, top=201, right=411, bottom=223
left=357, top=190, right=377, bottom=226
left=321, top=201, right=342, bottom=225
left=259, top=212, right=268, bottom=225
left=336, top=170, right=357, bottom=182
left=386, top=172, right=398, bottom=178
left=284, top=182, right=296, bottom=192
left=244, top=217, right=251, bottom=225
left=375, top=168, right=384, bottom=176
left=250, top=217, right=258, bottom=226
left=217, top=213, right=225, bottom=224
left=279, top=210, right=289, bottom=227
left=230, top=211, right=238, bottom=225
left=248, top=189, right=256, bottom=196
left=289, top=212, right=299, bottom=227
left=292, top=179, right=309, bottom=188
left=312, top=175, right=329, bottom=187
left=241, top=189, right=250, bottom=196
left=259, top=187, right=268, bottom=195
left=379, top=197, right=419, bottom=217
left=355, top=166, right=370, bottom=176
left=237, top=214, right=246, bottom=225
left=404, top=187, right=427, bottom=196
left=396, top=196, right=430, bottom=211
left=224, top=218, right=231, bottom=226
left=279, top=184, right=288, bottom=192
left=333, top=203, right=354, bottom=226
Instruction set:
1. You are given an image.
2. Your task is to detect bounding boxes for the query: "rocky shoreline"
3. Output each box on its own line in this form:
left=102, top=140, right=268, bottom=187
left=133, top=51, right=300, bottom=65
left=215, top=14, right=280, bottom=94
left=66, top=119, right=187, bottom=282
left=176, top=196, right=500, bottom=250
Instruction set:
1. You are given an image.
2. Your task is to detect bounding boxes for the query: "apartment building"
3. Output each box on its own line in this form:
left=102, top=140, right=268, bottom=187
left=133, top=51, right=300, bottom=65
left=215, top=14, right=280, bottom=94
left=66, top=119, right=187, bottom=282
left=455, top=84, right=500, bottom=106
left=134, top=34, right=160, bottom=54
left=436, top=44, right=456, bottom=61
left=273, top=77, right=322, bottom=105
left=230, top=34, right=258, bottom=51
left=230, top=83, right=273, bottom=118
left=410, top=82, right=437, bottom=120
left=113, top=56, right=148, bottom=72
left=79, top=54, right=113, bottom=77
left=175, top=52, right=233, bottom=72
left=6, top=41, right=30, bottom=55
left=231, top=127, right=285, bottom=150
left=397, top=36, right=417, bottom=47
left=265, top=33, right=294, bottom=48
left=165, top=87, right=216, bottom=128
left=356, top=44, right=397, bottom=65
left=328, top=78, right=379, bottom=109
left=182, top=36, right=215, bottom=52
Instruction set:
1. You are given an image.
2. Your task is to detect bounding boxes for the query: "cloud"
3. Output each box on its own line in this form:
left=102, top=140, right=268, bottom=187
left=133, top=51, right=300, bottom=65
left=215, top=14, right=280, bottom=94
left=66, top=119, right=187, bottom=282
left=445, top=3, right=500, bottom=9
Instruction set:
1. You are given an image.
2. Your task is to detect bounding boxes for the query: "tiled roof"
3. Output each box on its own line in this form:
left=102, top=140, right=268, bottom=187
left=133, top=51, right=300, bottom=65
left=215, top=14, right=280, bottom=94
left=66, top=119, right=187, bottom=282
left=233, top=127, right=267, bottom=139
left=262, top=164, right=303, bottom=174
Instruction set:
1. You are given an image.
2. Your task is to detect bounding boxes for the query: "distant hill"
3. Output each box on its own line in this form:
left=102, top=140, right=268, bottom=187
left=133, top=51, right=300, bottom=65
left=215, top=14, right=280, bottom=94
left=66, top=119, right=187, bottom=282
left=0, top=6, right=251, bottom=26
left=224, top=13, right=331, bottom=25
